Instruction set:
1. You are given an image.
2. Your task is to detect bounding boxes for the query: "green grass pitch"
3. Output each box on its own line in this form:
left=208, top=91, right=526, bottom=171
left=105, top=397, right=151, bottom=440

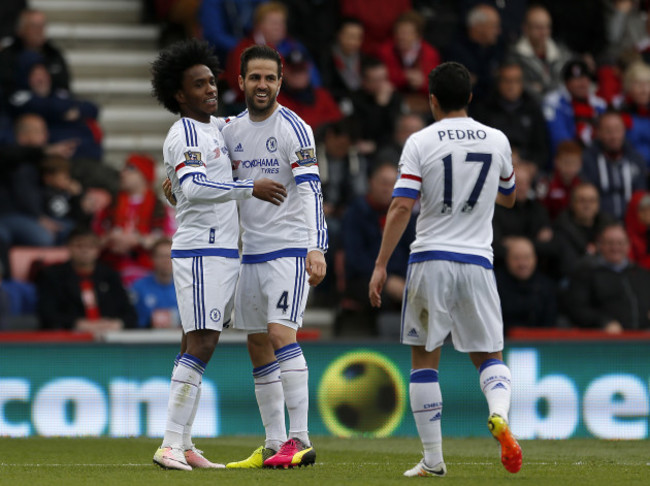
left=0, top=436, right=648, bottom=485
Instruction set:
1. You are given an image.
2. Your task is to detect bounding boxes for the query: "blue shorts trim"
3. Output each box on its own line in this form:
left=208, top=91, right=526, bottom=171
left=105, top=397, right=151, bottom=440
left=171, top=248, right=239, bottom=258
left=241, top=248, right=308, bottom=263
left=408, top=250, right=493, bottom=269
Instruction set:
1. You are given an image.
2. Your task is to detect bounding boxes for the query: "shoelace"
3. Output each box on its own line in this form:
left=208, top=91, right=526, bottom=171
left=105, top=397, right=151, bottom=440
left=278, top=439, right=299, bottom=453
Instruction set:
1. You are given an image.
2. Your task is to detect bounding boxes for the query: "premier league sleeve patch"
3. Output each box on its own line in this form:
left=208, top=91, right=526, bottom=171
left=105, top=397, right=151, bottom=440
left=293, top=148, right=317, bottom=167
left=183, top=151, right=204, bottom=167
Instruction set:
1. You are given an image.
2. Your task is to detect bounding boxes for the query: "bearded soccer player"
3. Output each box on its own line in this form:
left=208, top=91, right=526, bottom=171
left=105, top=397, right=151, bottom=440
left=223, top=45, right=327, bottom=470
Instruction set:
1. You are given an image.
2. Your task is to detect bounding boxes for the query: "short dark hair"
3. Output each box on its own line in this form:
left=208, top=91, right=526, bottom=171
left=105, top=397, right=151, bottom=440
left=151, top=39, right=221, bottom=114
left=338, top=16, right=363, bottom=32
left=394, top=10, right=426, bottom=37
left=428, top=62, right=472, bottom=112
left=240, top=45, right=282, bottom=79
left=66, top=225, right=98, bottom=244
left=597, top=221, right=626, bottom=241
left=497, top=58, right=523, bottom=76
left=360, top=56, right=384, bottom=76
left=370, top=160, right=398, bottom=179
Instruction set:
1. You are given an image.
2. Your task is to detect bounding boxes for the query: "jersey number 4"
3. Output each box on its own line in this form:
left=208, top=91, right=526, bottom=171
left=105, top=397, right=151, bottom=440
left=276, top=291, right=289, bottom=314
left=441, top=152, right=492, bottom=214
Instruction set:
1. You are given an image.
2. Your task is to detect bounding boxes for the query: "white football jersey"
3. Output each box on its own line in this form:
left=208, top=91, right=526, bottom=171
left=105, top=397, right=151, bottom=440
left=222, top=105, right=328, bottom=262
left=163, top=117, right=254, bottom=257
left=393, top=117, right=515, bottom=267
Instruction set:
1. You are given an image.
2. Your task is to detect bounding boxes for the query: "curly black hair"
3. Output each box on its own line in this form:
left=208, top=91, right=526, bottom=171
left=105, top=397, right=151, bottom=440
left=151, top=39, right=221, bottom=115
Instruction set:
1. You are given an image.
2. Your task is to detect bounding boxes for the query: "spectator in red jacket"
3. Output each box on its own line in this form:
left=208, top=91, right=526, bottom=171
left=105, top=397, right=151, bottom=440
left=625, top=190, right=650, bottom=270
left=377, top=10, right=440, bottom=114
left=541, top=140, right=583, bottom=220
left=340, top=0, right=411, bottom=57
left=94, top=154, right=173, bottom=285
left=277, top=49, right=342, bottom=133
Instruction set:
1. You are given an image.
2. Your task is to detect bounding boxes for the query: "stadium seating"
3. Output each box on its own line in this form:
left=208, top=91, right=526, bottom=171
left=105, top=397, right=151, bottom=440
left=10, top=246, right=70, bottom=282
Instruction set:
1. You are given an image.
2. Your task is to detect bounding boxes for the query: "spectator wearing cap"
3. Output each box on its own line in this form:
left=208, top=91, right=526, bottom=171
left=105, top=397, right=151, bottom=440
left=580, top=110, right=646, bottom=221
left=542, top=59, right=607, bottom=155
left=509, top=4, right=573, bottom=101
left=277, top=49, right=343, bottom=133
left=93, top=154, right=174, bottom=285
left=0, top=9, right=70, bottom=104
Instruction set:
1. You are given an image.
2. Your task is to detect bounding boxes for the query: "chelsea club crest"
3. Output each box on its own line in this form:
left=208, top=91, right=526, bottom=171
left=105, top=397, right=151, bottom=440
left=210, top=309, right=221, bottom=322
left=266, top=137, right=278, bottom=152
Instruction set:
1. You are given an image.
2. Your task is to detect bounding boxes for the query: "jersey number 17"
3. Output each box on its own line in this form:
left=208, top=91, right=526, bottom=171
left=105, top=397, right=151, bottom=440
left=440, top=152, right=492, bottom=214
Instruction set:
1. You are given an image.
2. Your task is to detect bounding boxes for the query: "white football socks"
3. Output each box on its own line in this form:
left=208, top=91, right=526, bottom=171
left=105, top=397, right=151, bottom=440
left=275, top=343, right=310, bottom=446
left=183, top=384, right=201, bottom=450
left=162, top=353, right=204, bottom=449
left=253, top=361, right=287, bottom=451
left=479, top=358, right=512, bottom=420
left=409, top=368, right=444, bottom=467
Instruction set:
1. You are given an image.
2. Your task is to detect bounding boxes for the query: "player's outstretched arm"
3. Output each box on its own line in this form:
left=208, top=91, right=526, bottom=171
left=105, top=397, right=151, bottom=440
left=369, top=196, right=415, bottom=308
left=252, top=178, right=287, bottom=205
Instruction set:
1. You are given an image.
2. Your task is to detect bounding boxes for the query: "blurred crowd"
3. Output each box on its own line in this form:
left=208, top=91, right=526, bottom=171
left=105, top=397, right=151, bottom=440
left=1, top=0, right=650, bottom=337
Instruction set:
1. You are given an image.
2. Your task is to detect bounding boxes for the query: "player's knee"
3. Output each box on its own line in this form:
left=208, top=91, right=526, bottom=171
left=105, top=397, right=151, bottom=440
left=267, top=330, right=295, bottom=351
left=185, top=331, right=219, bottom=363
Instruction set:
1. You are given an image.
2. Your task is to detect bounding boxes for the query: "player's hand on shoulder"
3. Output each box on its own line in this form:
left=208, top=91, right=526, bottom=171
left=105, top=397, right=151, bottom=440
left=162, top=178, right=177, bottom=206
left=369, top=266, right=387, bottom=308
left=306, top=250, right=326, bottom=286
left=253, top=178, right=287, bottom=206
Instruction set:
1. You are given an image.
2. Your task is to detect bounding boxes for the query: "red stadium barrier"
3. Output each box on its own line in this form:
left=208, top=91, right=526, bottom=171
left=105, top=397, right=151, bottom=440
left=508, top=327, right=650, bottom=341
left=0, top=331, right=95, bottom=342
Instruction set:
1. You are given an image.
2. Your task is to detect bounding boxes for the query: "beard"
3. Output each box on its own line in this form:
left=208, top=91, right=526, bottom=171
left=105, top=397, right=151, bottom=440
left=245, top=88, right=277, bottom=118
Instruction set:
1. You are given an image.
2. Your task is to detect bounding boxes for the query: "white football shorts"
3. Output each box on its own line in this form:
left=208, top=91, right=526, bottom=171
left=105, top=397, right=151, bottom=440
left=172, top=255, right=239, bottom=333
left=400, top=260, right=504, bottom=353
left=234, top=256, right=310, bottom=333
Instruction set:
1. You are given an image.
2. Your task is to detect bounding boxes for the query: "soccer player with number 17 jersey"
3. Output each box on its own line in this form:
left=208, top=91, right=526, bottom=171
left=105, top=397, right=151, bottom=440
left=369, top=62, right=522, bottom=478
